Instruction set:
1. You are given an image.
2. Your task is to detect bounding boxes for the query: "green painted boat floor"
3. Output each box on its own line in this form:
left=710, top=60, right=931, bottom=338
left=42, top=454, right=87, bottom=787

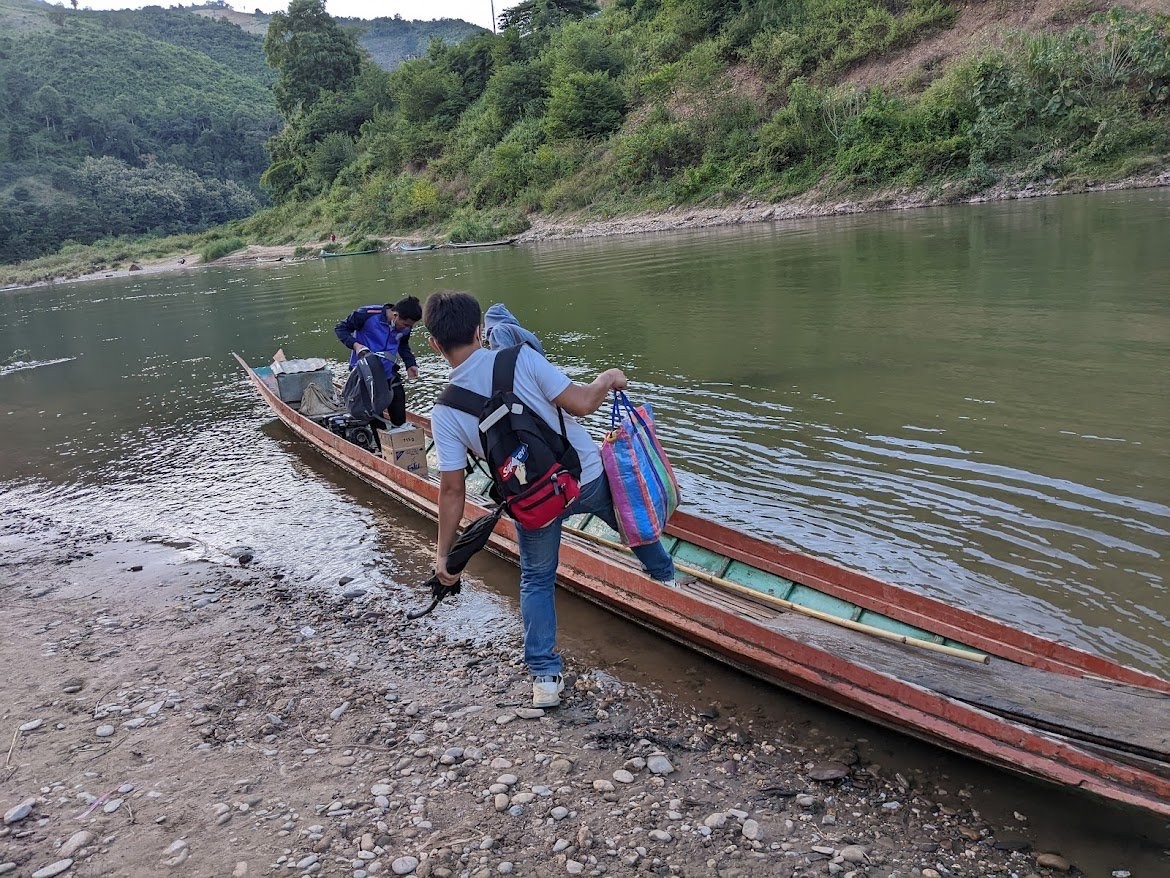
left=421, top=445, right=975, bottom=654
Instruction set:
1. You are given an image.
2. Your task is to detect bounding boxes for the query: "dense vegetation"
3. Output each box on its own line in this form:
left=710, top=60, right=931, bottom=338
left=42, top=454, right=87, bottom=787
left=249, top=0, right=1170, bottom=244
left=353, top=16, right=485, bottom=71
left=4, top=0, right=1168, bottom=280
left=0, top=0, right=279, bottom=262
left=0, top=0, right=481, bottom=266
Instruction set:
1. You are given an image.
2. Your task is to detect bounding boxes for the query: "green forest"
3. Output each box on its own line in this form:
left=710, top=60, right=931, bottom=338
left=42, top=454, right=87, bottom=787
left=249, top=0, right=1170, bottom=246
left=0, top=0, right=480, bottom=265
left=3, top=0, right=1169, bottom=278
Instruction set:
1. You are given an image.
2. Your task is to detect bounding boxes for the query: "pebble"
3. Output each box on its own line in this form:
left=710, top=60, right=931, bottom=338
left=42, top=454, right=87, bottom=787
left=566, top=862, right=584, bottom=875
left=95, top=725, right=115, bottom=738
left=612, top=769, right=634, bottom=784
left=391, top=856, right=419, bottom=875
left=703, top=813, right=727, bottom=829
left=103, top=798, right=124, bottom=814
left=840, top=845, right=867, bottom=863
left=59, top=831, right=93, bottom=858
left=646, top=754, right=675, bottom=775
left=19, top=719, right=44, bottom=733
left=514, top=708, right=544, bottom=719
left=0, top=865, right=14, bottom=876
left=31, top=861, right=74, bottom=878
left=1036, top=853, right=1072, bottom=872
left=4, top=799, right=35, bottom=825
left=330, top=702, right=350, bottom=721
left=741, top=819, right=761, bottom=841
left=592, top=780, right=615, bottom=793
left=551, top=806, right=569, bottom=821
left=648, top=829, right=672, bottom=843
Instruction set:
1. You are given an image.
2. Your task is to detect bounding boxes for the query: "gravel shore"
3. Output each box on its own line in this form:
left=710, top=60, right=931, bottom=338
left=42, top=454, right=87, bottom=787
left=0, top=513, right=1140, bottom=877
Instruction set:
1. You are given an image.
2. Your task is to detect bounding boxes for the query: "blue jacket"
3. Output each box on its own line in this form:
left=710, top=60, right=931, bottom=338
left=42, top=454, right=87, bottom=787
left=334, top=305, right=417, bottom=371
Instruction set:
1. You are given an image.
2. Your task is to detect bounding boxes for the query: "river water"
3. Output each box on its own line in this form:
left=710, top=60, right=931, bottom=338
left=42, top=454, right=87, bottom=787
left=2, top=190, right=1169, bottom=867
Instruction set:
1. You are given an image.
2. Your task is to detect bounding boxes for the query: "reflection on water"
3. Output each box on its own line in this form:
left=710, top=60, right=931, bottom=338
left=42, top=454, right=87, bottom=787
left=1, top=191, right=1168, bottom=681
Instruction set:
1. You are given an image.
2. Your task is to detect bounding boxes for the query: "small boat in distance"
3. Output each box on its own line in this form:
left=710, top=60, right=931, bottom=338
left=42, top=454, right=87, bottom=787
left=445, top=237, right=518, bottom=249
left=398, top=243, right=436, bottom=252
left=320, top=248, right=381, bottom=259
left=234, top=351, right=1170, bottom=819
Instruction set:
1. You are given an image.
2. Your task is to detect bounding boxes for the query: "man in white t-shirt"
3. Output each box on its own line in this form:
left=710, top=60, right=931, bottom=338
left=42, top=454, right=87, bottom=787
left=423, top=291, right=679, bottom=708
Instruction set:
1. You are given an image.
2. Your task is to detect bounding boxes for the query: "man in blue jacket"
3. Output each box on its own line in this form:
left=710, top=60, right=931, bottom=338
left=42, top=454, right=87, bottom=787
left=334, top=296, right=422, bottom=426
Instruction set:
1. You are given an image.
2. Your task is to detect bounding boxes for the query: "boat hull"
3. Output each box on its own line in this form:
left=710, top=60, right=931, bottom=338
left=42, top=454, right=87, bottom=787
left=234, top=353, right=1170, bottom=817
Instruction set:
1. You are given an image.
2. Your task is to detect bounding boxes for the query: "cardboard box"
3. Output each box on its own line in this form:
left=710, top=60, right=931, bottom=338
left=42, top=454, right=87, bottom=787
left=379, top=424, right=428, bottom=477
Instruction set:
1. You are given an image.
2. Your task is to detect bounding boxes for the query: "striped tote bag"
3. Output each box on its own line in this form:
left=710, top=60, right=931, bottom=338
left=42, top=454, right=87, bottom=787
left=601, top=392, right=680, bottom=546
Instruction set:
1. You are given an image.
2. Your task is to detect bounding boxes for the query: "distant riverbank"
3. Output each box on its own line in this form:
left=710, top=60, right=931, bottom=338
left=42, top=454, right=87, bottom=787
left=4, top=169, right=1168, bottom=292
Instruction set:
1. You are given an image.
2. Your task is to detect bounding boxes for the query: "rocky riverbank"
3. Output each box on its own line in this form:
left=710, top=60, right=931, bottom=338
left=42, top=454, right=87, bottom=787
left=5, top=171, right=1168, bottom=292
left=0, top=514, right=1126, bottom=877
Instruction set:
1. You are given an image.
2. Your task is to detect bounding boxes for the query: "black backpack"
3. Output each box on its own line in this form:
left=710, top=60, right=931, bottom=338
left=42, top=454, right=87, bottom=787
left=341, top=352, right=392, bottom=423
left=437, top=345, right=582, bottom=529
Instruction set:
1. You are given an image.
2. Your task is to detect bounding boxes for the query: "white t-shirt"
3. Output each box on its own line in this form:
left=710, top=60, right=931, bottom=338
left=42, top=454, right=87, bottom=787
left=431, top=347, right=603, bottom=484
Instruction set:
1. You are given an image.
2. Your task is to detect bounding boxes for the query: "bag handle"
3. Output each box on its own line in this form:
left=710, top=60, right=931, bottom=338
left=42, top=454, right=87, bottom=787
left=610, top=390, right=638, bottom=429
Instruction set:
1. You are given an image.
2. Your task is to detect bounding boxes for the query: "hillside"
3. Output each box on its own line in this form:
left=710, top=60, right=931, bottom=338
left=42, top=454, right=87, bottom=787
left=0, top=0, right=485, bottom=265
left=0, top=0, right=280, bottom=262
left=245, top=0, right=1170, bottom=246
left=189, top=2, right=485, bottom=70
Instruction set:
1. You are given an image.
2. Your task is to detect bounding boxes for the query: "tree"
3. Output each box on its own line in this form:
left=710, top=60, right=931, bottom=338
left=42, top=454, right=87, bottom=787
left=499, top=0, right=598, bottom=36
left=264, top=0, right=362, bottom=117
left=544, top=70, right=625, bottom=138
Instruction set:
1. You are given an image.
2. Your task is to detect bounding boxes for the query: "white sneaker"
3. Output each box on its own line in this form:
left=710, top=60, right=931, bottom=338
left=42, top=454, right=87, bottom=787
left=532, top=674, right=565, bottom=708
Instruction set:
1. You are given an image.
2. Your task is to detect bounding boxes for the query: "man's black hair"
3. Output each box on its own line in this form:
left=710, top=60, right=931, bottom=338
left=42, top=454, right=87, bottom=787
left=424, top=291, right=481, bottom=352
left=390, top=295, right=422, bottom=322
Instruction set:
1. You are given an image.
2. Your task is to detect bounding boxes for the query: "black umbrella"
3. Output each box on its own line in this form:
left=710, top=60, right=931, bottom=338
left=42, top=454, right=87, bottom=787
left=406, top=505, right=504, bottom=620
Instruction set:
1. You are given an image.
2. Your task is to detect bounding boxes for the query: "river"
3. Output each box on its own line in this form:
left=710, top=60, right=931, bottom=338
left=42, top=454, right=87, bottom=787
left=2, top=189, right=1169, bottom=868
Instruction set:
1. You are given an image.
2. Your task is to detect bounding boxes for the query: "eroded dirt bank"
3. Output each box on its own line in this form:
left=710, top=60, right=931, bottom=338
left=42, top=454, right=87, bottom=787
left=0, top=513, right=1148, bottom=877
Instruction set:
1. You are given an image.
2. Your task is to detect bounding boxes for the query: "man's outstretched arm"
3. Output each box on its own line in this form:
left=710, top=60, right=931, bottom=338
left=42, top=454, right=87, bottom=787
left=552, top=368, right=628, bottom=418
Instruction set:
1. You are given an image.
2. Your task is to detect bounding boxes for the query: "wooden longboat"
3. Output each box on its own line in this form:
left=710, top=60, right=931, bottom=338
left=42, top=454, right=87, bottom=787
left=444, top=238, right=518, bottom=249
left=234, top=353, right=1170, bottom=818
left=320, top=248, right=381, bottom=259
left=398, top=243, right=437, bottom=252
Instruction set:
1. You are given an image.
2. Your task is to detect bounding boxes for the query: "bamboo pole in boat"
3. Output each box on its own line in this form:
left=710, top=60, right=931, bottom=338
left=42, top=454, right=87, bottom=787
left=566, top=528, right=991, bottom=665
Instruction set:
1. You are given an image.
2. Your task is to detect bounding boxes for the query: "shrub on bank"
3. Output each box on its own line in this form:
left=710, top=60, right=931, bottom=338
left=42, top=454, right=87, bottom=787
left=200, top=237, right=246, bottom=263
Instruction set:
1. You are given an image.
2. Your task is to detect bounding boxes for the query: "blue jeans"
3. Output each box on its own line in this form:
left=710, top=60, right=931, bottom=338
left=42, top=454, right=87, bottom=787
left=516, top=476, right=676, bottom=678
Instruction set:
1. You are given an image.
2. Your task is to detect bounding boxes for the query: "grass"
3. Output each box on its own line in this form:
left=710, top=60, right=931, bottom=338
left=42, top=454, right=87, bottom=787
left=199, top=237, right=246, bottom=262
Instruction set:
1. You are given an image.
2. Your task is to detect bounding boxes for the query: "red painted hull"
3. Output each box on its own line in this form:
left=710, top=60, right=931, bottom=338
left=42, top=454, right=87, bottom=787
left=235, top=354, right=1170, bottom=817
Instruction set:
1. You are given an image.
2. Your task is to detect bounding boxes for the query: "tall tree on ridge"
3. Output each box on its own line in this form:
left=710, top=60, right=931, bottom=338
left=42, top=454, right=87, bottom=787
left=263, top=0, right=361, bottom=118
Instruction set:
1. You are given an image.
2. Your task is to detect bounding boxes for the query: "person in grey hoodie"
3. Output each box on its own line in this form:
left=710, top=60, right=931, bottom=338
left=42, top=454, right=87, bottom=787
left=483, top=303, right=545, bottom=354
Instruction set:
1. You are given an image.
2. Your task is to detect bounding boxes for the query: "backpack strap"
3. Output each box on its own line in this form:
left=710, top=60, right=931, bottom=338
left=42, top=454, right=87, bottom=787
left=491, top=344, right=523, bottom=394
left=436, top=383, right=487, bottom=417
left=492, top=343, right=571, bottom=440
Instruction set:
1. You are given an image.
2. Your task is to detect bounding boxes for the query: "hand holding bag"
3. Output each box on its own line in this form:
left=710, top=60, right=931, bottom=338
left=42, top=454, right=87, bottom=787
left=601, top=391, right=681, bottom=546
